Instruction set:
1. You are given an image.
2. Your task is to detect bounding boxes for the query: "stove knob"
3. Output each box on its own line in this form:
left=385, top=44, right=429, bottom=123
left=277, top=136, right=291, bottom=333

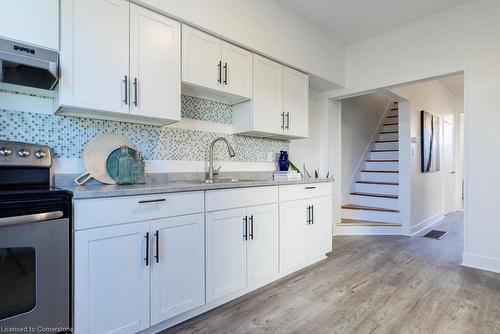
left=35, top=150, right=47, bottom=159
left=18, top=148, right=30, bottom=158
left=0, top=147, right=13, bottom=156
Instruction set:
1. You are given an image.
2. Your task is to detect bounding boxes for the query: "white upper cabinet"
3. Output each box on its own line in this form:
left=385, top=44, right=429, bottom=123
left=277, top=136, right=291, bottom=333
left=284, top=66, right=309, bottom=138
left=251, top=55, right=284, bottom=136
left=0, top=0, right=59, bottom=50
left=182, top=25, right=222, bottom=92
left=130, top=4, right=181, bottom=121
left=59, top=0, right=181, bottom=125
left=60, top=0, right=130, bottom=115
left=233, top=59, right=309, bottom=139
left=220, top=42, right=253, bottom=99
left=181, top=25, right=252, bottom=104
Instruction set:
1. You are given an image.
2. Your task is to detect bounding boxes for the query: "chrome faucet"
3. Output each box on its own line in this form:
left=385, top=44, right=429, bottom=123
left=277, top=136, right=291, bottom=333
left=208, top=137, right=236, bottom=180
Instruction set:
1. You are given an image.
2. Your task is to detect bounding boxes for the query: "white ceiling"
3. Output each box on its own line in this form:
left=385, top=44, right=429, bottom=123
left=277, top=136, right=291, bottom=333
left=276, top=0, right=472, bottom=44
left=439, top=74, right=464, bottom=96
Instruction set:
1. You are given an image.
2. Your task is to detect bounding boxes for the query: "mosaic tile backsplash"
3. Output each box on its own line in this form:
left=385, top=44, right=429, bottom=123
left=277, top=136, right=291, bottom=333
left=0, top=94, right=288, bottom=161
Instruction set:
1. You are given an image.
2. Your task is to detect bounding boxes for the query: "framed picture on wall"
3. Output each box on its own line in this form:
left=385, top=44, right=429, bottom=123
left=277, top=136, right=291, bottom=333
left=421, top=110, right=440, bottom=172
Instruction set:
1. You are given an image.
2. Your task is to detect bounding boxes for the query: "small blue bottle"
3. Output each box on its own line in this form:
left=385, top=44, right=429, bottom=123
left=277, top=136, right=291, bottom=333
left=278, top=151, right=289, bottom=171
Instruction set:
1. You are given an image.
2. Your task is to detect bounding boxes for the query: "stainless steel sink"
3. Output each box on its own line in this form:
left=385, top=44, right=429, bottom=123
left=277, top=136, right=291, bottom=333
left=200, top=178, right=243, bottom=184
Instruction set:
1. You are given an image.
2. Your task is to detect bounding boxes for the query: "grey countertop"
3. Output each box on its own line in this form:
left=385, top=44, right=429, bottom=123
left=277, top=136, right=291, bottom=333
left=55, top=172, right=334, bottom=199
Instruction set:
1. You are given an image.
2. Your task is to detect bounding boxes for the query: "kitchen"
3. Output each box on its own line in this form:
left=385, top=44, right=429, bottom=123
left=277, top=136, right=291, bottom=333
left=0, top=1, right=334, bottom=333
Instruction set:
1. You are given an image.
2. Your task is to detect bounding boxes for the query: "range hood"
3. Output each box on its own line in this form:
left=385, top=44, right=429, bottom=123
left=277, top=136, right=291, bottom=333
left=0, top=37, right=59, bottom=90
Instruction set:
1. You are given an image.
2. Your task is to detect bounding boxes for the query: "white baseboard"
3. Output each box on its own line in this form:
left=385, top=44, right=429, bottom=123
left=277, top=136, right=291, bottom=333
left=410, top=212, right=444, bottom=236
left=462, top=253, right=500, bottom=274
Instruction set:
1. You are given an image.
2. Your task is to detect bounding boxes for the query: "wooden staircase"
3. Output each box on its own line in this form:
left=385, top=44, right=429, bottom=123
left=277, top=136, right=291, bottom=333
left=340, top=102, right=401, bottom=227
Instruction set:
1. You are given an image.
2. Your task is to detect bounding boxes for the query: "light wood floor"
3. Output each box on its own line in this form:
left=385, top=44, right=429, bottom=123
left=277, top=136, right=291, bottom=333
left=163, top=212, right=500, bottom=334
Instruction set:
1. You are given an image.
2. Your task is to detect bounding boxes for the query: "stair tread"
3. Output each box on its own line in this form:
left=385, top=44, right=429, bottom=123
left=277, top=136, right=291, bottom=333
left=371, top=149, right=399, bottom=152
left=339, top=218, right=402, bottom=226
left=341, top=204, right=400, bottom=213
left=383, top=123, right=398, bottom=126
left=387, top=115, right=398, bottom=118
left=366, top=159, right=399, bottom=162
left=356, top=181, right=399, bottom=185
left=375, top=140, right=398, bottom=143
left=361, top=170, right=399, bottom=173
left=380, top=131, right=399, bottom=134
left=350, top=192, right=398, bottom=199
left=390, top=108, right=399, bottom=111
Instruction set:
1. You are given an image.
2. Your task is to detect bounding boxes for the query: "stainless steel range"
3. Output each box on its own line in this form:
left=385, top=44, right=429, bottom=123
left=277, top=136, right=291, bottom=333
left=0, top=141, right=71, bottom=333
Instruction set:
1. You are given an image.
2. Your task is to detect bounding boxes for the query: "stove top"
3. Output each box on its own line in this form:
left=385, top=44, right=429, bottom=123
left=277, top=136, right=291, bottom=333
left=0, top=140, right=72, bottom=212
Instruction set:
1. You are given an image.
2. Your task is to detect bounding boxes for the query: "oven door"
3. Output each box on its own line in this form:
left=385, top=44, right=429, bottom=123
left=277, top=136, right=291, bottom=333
left=0, top=213, right=69, bottom=333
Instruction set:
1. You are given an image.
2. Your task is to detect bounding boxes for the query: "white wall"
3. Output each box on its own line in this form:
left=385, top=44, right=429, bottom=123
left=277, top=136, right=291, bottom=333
left=133, top=0, right=345, bottom=90
left=391, top=80, right=457, bottom=230
left=330, top=0, right=500, bottom=273
left=340, top=93, right=392, bottom=199
left=289, top=90, right=329, bottom=175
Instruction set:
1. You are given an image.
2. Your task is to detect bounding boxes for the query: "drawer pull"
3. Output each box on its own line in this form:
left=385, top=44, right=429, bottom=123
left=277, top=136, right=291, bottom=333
left=304, top=186, right=316, bottom=190
left=138, top=198, right=166, bottom=204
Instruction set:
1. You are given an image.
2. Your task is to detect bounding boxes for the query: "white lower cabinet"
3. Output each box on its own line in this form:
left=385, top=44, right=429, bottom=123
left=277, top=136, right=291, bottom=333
left=74, top=222, right=151, bottom=334
left=74, top=184, right=332, bottom=333
left=74, top=210, right=205, bottom=333
left=205, top=208, right=247, bottom=303
left=150, top=214, right=205, bottom=325
left=280, top=196, right=332, bottom=274
left=206, top=204, right=279, bottom=302
left=247, top=204, right=279, bottom=287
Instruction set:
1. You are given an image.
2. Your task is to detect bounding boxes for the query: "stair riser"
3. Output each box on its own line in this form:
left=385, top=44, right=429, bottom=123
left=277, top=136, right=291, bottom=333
left=383, top=124, right=399, bottom=132
left=379, top=133, right=398, bottom=141
left=355, top=183, right=399, bottom=195
left=341, top=208, right=399, bottom=223
left=348, top=195, right=399, bottom=210
left=360, top=172, right=399, bottom=183
left=365, top=161, right=398, bottom=170
left=370, top=151, right=399, bottom=160
left=387, top=110, right=399, bottom=117
left=374, top=141, right=399, bottom=150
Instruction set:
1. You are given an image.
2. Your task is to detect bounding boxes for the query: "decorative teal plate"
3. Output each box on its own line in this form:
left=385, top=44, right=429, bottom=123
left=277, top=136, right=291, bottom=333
left=106, top=147, right=137, bottom=182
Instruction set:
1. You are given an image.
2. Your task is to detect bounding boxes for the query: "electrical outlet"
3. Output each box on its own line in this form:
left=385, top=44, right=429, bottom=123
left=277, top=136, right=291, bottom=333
left=267, top=152, right=275, bottom=161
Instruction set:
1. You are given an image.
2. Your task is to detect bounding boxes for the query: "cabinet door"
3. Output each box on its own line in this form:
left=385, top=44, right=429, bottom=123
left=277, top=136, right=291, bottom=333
left=150, top=214, right=205, bottom=324
left=284, top=66, right=309, bottom=138
left=252, top=55, right=284, bottom=136
left=221, top=42, right=253, bottom=99
left=0, top=0, right=59, bottom=50
left=247, top=204, right=279, bottom=287
left=182, top=25, right=221, bottom=91
left=206, top=208, right=247, bottom=303
left=74, top=222, right=150, bottom=334
left=60, top=0, right=130, bottom=114
left=279, top=200, right=308, bottom=274
left=308, top=196, right=333, bottom=262
left=129, top=4, right=180, bottom=121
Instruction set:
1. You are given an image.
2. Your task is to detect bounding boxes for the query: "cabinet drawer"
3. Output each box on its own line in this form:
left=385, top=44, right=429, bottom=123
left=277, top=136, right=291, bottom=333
left=74, top=191, right=204, bottom=230
left=205, top=186, right=278, bottom=212
left=279, top=182, right=332, bottom=202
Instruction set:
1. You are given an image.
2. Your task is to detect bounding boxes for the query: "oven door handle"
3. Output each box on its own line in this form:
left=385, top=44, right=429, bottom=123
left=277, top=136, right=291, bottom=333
left=0, top=211, right=64, bottom=227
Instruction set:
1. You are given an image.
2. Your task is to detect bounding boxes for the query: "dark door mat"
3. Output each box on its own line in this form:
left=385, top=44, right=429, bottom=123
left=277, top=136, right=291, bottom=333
left=422, top=230, right=448, bottom=240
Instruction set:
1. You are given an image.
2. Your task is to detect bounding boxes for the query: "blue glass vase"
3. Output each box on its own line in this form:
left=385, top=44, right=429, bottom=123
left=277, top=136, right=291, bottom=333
left=278, top=151, right=289, bottom=171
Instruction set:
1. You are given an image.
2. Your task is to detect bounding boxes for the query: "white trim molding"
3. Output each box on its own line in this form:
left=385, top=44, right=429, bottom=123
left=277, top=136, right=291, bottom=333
left=462, top=253, right=500, bottom=274
left=410, top=212, right=444, bottom=236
